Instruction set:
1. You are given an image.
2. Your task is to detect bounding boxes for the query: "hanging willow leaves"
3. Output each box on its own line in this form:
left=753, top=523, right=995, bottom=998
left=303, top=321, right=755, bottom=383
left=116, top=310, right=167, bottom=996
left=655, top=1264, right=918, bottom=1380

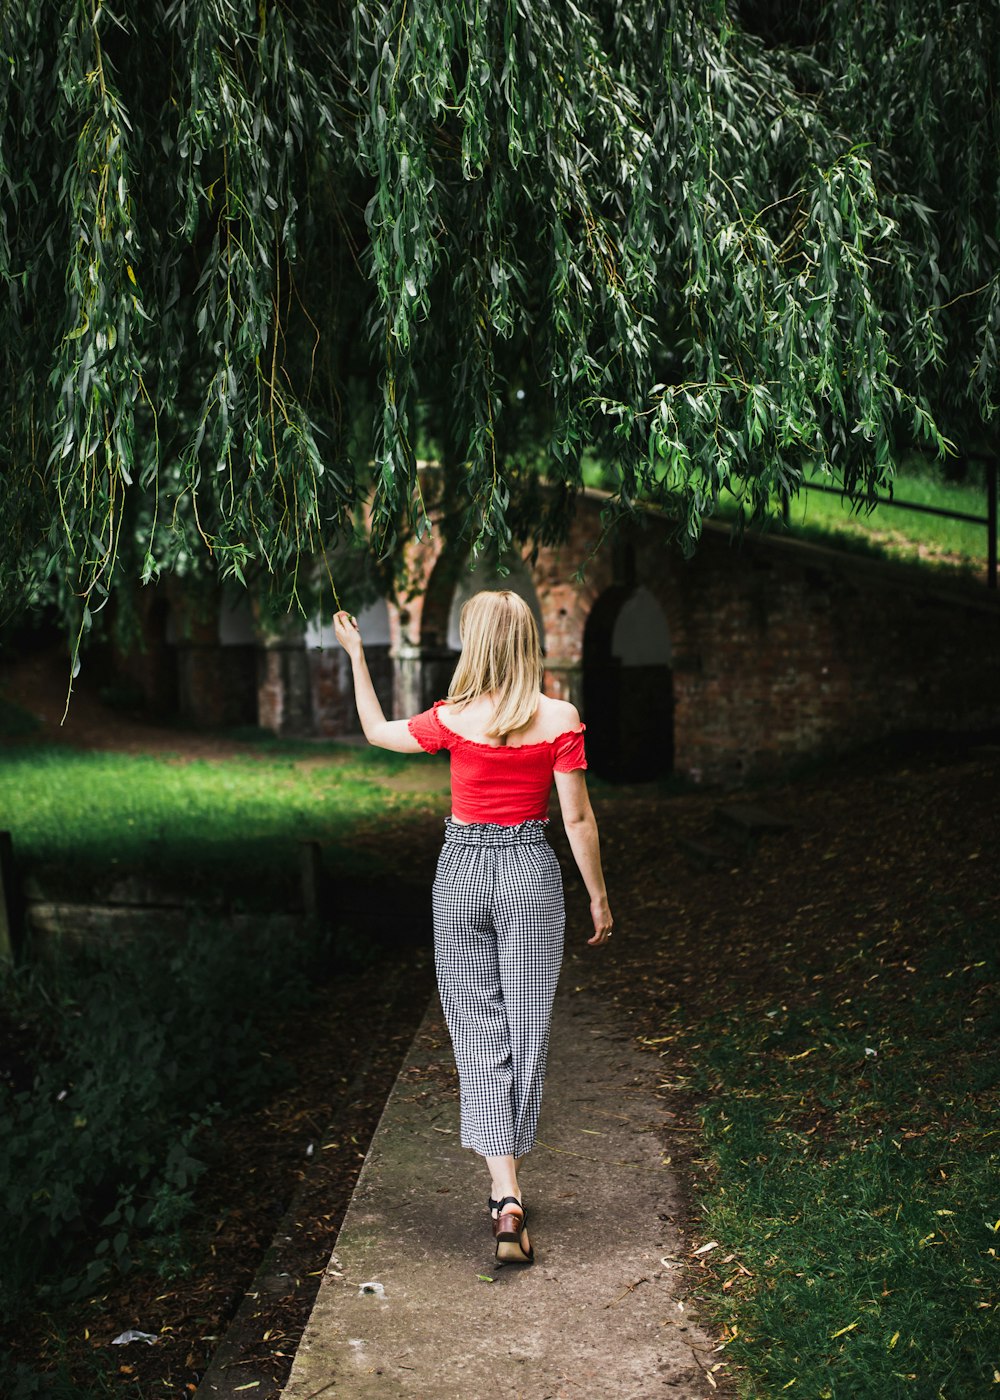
left=0, top=0, right=995, bottom=638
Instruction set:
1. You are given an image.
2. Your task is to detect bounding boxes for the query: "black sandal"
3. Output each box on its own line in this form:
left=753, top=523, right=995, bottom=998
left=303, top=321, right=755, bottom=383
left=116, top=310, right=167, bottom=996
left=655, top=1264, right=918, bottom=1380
left=488, top=1194, right=528, bottom=1215
left=492, top=1194, right=534, bottom=1265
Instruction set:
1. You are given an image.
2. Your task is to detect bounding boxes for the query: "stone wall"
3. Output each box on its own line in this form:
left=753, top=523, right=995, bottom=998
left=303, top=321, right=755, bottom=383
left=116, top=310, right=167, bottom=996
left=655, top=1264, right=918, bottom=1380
left=111, top=486, right=1000, bottom=784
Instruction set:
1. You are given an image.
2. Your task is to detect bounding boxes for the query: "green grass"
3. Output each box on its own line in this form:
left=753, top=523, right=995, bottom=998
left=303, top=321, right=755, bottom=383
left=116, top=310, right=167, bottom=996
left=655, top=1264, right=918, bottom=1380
left=772, top=460, right=990, bottom=570
left=0, top=740, right=444, bottom=906
left=687, top=918, right=999, bottom=1399
left=582, top=453, right=993, bottom=577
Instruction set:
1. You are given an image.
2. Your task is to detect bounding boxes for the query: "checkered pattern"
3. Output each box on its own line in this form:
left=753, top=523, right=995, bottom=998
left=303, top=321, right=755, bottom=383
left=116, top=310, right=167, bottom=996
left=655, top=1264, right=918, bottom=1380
left=432, top=817, right=565, bottom=1158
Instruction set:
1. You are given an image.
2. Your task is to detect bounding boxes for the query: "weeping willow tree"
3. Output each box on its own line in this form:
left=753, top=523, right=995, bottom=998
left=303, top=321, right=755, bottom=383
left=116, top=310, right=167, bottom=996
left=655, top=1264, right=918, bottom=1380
left=0, top=0, right=995, bottom=644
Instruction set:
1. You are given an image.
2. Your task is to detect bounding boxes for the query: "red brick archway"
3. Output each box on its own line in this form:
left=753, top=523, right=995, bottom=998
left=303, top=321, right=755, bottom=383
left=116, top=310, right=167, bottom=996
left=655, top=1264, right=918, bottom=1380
left=384, top=482, right=1000, bottom=786
left=388, top=502, right=684, bottom=779
left=118, top=474, right=1000, bottom=787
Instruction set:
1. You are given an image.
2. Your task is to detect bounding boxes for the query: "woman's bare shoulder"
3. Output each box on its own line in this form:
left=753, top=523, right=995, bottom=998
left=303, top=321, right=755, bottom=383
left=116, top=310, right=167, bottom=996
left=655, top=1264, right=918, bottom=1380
left=536, top=694, right=582, bottom=738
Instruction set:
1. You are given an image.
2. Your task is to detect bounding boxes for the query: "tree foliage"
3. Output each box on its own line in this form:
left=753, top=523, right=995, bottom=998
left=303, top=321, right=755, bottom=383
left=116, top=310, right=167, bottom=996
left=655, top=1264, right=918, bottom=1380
left=0, top=0, right=996, bottom=638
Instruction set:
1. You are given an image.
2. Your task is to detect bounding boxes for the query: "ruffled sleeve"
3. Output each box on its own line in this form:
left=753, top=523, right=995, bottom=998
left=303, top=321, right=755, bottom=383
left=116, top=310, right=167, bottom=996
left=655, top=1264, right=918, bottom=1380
left=407, top=705, right=449, bottom=755
left=552, top=724, right=587, bottom=773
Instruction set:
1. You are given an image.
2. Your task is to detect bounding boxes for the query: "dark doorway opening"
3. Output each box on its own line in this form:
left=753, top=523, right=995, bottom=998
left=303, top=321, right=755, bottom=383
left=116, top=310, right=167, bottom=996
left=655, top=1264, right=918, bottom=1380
left=582, top=585, right=674, bottom=782
left=143, top=596, right=180, bottom=716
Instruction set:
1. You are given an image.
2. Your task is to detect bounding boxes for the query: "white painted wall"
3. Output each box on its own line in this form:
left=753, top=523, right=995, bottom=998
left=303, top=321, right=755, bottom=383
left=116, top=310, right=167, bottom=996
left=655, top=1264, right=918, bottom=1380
left=306, top=597, right=390, bottom=650
left=610, top=586, right=672, bottom=666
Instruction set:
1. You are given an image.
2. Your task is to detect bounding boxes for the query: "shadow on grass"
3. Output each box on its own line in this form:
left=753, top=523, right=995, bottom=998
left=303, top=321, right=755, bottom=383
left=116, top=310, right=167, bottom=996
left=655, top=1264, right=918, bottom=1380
left=0, top=741, right=438, bottom=908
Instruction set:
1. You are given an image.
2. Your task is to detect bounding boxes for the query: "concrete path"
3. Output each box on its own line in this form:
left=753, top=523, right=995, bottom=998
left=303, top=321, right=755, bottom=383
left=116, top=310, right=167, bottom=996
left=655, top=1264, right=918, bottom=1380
left=281, top=971, right=718, bottom=1399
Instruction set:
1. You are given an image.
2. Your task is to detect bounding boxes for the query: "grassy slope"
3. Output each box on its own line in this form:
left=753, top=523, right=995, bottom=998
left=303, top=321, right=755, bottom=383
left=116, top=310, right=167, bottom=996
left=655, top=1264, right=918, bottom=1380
left=581, top=455, right=992, bottom=578
left=766, top=461, right=990, bottom=572
left=0, top=739, right=446, bottom=906
left=692, top=916, right=998, bottom=1398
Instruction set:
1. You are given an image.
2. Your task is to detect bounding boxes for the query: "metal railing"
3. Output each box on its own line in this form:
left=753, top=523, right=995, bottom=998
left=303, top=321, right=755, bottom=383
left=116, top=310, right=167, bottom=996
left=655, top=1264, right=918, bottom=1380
left=780, top=456, right=998, bottom=589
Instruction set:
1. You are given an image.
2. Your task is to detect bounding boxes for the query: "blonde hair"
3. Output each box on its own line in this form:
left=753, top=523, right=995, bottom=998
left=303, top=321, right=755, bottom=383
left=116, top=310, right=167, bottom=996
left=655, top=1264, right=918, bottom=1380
left=448, top=590, right=544, bottom=738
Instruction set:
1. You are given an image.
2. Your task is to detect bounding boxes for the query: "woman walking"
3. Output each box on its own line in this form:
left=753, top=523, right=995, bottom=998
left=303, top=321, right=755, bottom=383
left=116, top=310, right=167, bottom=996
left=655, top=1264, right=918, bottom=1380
left=333, top=590, right=613, bottom=1264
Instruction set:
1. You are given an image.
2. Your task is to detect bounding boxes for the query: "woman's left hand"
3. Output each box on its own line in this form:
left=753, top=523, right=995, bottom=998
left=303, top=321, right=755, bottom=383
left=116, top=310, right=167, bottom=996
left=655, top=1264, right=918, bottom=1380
left=587, top=896, right=614, bottom=947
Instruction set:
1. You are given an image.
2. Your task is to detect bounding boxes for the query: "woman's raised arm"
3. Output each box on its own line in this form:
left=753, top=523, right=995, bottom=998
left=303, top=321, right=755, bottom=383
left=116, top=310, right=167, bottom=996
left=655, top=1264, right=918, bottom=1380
left=332, top=611, right=424, bottom=752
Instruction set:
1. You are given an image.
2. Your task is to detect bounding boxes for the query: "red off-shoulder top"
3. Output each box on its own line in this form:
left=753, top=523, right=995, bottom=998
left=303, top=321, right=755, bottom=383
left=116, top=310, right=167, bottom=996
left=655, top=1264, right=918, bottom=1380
left=407, top=699, right=587, bottom=825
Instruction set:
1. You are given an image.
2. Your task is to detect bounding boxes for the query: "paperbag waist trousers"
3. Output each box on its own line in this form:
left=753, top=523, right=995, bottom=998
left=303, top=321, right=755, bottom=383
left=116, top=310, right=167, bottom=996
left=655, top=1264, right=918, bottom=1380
left=432, top=817, right=565, bottom=1158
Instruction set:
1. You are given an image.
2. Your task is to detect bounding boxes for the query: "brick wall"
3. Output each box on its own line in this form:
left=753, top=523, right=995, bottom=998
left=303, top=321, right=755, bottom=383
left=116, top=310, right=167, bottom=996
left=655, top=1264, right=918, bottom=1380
left=178, top=644, right=257, bottom=728
left=111, top=487, right=1000, bottom=784
left=114, top=579, right=257, bottom=728
left=310, top=645, right=392, bottom=737
left=110, top=583, right=178, bottom=713
left=650, top=525, right=1000, bottom=784
left=395, top=489, right=1000, bottom=787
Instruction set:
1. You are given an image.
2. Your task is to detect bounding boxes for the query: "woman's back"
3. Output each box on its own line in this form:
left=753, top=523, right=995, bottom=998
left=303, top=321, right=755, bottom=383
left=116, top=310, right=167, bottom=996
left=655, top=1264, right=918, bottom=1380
left=436, top=692, right=580, bottom=749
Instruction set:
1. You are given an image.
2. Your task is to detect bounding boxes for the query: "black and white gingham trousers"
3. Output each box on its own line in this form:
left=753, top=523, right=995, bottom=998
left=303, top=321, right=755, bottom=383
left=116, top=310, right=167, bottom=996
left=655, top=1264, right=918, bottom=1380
left=432, top=817, right=565, bottom=1159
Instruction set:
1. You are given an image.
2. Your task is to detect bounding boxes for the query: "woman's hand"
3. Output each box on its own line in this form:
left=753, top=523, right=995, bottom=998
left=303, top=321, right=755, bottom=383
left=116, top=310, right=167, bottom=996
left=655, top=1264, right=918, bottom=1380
left=332, top=610, right=363, bottom=660
left=587, top=895, right=613, bottom=948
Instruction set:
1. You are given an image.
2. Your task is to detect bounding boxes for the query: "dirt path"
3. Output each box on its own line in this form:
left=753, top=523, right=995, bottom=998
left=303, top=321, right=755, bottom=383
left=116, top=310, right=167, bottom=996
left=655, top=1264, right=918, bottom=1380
left=279, top=987, right=716, bottom=1400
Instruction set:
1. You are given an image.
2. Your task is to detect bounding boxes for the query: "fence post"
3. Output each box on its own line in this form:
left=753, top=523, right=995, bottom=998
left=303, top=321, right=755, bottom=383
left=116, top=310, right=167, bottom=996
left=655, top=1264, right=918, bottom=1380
left=299, top=839, right=324, bottom=921
left=0, top=832, right=15, bottom=962
left=988, top=457, right=997, bottom=590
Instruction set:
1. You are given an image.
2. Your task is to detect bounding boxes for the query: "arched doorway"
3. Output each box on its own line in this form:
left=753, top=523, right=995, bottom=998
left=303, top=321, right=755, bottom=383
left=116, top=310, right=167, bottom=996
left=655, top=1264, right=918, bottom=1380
left=583, top=584, right=674, bottom=781
left=143, top=594, right=180, bottom=715
left=421, top=553, right=545, bottom=706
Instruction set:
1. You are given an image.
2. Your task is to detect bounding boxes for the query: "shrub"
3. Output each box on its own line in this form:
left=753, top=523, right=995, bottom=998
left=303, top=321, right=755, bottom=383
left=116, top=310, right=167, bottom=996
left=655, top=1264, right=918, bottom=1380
left=0, top=911, right=357, bottom=1330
